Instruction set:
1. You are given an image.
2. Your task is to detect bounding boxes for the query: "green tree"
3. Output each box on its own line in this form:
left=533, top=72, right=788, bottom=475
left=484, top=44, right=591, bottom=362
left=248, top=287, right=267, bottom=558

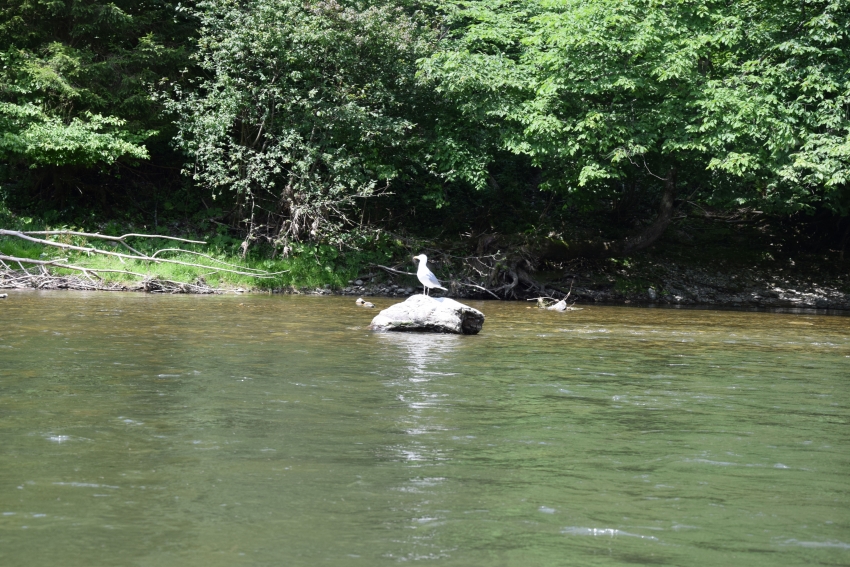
left=0, top=0, right=195, bottom=194
left=420, top=0, right=850, bottom=255
left=167, top=0, right=436, bottom=249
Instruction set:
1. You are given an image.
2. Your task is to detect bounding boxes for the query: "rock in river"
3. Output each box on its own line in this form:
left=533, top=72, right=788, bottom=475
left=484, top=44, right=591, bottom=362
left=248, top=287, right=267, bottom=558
left=369, top=295, right=485, bottom=335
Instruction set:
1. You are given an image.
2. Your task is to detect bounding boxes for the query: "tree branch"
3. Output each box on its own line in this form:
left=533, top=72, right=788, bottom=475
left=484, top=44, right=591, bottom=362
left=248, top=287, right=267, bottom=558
left=0, top=230, right=287, bottom=278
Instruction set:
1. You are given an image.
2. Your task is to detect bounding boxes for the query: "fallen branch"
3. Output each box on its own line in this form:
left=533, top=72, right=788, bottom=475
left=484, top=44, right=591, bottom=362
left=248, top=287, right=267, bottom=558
left=150, top=248, right=269, bottom=273
left=22, top=230, right=206, bottom=245
left=22, top=230, right=205, bottom=258
left=372, top=264, right=416, bottom=277
left=456, top=281, right=501, bottom=299
left=0, top=230, right=287, bottom=278
left=0, top=256, right=221, bottom=293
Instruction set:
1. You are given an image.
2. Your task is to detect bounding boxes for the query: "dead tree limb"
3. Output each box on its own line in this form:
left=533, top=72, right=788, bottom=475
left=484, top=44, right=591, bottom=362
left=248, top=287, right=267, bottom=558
left=22, top=230, right=206, bottom=245
left=150, top=248, right=269, bottom=273
left=0, top=256, right=223, bottom=293
left=0, top=230, right=287, bottom=278
left=22, top=230, right=206, bottom=258
left=456, top=281, right=501, bottom=299
left=372, top=264, right=416, bottom=276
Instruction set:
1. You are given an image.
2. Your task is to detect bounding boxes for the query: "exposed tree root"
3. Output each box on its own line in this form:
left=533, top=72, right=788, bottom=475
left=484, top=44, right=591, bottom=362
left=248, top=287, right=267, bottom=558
left=431, top=170, right=680, bottom=299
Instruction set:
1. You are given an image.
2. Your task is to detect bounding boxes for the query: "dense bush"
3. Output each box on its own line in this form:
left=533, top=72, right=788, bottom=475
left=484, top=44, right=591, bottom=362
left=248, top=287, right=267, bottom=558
left=165, top=0, right=440, bottom=250
left=0, top=0, right=195, bottom=188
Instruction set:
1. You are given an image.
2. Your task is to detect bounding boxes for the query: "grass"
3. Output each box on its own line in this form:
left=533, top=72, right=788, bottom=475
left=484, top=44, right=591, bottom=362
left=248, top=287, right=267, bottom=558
left=1, top=235, right=366, bottom=291
left=0, top=204, right=381, bottom=291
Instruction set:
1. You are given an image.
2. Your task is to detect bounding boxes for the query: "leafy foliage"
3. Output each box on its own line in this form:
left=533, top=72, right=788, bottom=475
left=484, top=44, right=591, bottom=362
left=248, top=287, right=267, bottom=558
left=0, top=0, right=195, bottom=170
left=420, top=0, right=850, bottom=214
left=1, top=0, right=847, bottom=263
left=167, top=0, right=437, bottom=247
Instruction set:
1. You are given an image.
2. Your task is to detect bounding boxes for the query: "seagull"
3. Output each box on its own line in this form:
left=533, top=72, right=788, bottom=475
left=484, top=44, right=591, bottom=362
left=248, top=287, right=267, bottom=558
left=413, top=254, right=447, bottom=296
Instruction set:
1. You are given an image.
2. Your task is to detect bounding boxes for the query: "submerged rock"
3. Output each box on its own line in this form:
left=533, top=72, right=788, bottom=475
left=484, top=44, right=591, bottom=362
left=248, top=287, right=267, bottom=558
left=369, top=295, right=485, bottom=335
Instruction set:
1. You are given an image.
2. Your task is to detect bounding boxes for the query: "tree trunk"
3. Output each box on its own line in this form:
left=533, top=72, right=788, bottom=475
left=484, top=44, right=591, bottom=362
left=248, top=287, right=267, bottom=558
left=536, top=168, right=678, bottom=261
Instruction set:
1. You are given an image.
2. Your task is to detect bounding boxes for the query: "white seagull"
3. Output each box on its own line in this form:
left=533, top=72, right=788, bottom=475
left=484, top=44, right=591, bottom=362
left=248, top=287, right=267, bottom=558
left=413, top=254, right=447, bottom=296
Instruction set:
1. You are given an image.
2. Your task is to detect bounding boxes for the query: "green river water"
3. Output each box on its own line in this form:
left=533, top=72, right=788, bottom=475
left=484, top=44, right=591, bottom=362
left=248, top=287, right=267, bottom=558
left=0, top=291, right=848, bottom=566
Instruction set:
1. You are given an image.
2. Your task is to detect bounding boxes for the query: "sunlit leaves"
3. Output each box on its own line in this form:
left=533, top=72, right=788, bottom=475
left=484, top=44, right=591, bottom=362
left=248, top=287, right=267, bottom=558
left=422, top=0, right=850, bottom=213
left=168, top=0, right=434, bottom=241
left=0, top=0, right=195, bottom=170
left=0, top=104, right=151, bottom=167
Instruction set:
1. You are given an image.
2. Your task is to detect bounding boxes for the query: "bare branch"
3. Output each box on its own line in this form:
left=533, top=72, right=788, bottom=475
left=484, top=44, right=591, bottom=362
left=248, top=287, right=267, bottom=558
left=372, top=264, right=416, bottom=276
left=150, top=248, right=269, bottom=273
left=0, top=256, right=226, bottom=294
left=456, top=281, right=501, bottom=299
left=22, top=230, right=206, bottom=245
left=0, top=230, right=286, bottom=278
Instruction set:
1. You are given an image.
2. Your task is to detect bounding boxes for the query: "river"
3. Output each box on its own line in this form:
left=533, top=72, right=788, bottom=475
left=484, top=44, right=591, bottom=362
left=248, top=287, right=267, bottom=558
left=1, top=291, right=848, bottom=566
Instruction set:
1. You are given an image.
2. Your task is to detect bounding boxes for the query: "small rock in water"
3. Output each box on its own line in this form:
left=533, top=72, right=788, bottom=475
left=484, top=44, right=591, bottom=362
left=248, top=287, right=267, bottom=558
left=355, top=297, right=375, bottom=308
left=0, top=293, right=7, bottom=299
left=647, top=287, right=657, bottom=300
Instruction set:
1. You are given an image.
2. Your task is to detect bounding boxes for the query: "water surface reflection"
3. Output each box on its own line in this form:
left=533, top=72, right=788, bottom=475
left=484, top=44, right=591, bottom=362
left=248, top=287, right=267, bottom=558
left=0, top=291, right=847, bottom=566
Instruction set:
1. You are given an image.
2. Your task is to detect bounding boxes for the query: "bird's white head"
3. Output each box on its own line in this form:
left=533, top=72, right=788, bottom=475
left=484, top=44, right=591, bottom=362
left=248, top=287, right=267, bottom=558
left=413, top=254, right=428, bottom=263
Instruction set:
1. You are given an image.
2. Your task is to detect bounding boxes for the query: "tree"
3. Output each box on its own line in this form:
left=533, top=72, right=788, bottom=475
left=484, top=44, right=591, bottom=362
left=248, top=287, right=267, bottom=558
left=0, top=0, right=196, bottom=195
left=420, top=0, right=850, bottom=257
left=167, top=0, right=437, bottom=250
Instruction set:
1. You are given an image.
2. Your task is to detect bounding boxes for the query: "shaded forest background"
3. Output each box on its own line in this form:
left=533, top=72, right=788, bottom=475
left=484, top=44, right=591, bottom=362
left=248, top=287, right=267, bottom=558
left=1, top=0, right=848, bottom=281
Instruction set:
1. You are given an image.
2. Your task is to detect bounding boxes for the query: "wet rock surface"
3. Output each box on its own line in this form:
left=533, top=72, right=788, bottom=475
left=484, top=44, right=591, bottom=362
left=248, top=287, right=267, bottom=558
left=369, top=295, right=485, bottom=334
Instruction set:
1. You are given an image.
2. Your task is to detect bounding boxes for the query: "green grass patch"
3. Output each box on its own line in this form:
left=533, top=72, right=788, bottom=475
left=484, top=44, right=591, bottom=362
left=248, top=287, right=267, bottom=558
left=1, top=229, right=396, bottom=292
left=1, top=197, right=410, bottom=290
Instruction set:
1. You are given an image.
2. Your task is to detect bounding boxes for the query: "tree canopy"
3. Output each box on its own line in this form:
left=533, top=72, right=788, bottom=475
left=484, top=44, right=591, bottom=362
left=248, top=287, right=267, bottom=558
left=0, top=0, right=194, bottom=171
left=166, top=0, right=437, bottom=246
left=1, top=0, right=847, bottom=249
left=421, top=0, right=850, bottom=214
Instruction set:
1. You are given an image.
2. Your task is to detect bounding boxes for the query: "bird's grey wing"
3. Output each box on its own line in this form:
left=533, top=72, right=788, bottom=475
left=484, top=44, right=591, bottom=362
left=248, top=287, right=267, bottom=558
left=423, top=269, right=443, bottom=287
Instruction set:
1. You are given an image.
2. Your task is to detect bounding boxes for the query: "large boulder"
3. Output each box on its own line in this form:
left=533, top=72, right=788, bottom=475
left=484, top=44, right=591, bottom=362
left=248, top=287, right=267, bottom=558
left=369, top=295, right=485, bottom=335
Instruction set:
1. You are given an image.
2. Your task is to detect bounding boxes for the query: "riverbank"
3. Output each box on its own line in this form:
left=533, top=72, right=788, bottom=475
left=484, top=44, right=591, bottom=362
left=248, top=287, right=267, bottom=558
left=3, top=212, right=847, bottom=309
left=6, top=259, right=846, bottom=312
left=315, top=259, right=850, bottom=311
